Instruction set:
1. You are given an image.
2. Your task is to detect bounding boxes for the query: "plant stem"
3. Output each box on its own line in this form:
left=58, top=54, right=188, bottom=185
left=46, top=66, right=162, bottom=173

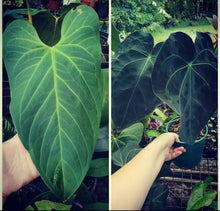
left=26, top=0, right=32, bottom=24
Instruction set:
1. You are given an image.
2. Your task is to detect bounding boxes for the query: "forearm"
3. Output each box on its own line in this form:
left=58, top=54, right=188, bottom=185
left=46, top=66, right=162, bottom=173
left=111, top=140, right=166, bottom=210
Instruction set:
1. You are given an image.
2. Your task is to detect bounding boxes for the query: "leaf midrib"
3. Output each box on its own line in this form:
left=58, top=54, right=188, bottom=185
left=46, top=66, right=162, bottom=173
left=51, top=48, right=65, bottom=191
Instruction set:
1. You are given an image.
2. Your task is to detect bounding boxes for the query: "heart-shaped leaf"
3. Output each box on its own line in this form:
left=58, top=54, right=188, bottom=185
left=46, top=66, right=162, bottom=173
left=3, top=5, right=102, bottom=200
left=112, top=122, right=144, bottom=153
left=152, top=32, right=217, bottom=145
left=112, top=143, right=142, bottom=167
left=31, top=3, right=81, bottom=46
left=112, top=31, right=162, bottom=130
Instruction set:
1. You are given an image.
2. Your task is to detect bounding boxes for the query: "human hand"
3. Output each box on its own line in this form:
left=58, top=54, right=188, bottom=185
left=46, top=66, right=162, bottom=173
left=154, top=132, right=186, bottom=161
left=3, top=134, right=39, bottom=204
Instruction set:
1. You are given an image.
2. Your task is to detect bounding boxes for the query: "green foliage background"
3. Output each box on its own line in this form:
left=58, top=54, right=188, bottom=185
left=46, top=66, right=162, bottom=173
left=112, top=0, right=168, bottom=33
left=112, top=0, right=217, bottom=33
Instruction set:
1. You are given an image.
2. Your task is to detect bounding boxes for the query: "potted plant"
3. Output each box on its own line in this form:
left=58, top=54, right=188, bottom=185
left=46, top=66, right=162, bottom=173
left=166, top=117, right=208, bottom=169
left=112, top=31, right=217, bottom=169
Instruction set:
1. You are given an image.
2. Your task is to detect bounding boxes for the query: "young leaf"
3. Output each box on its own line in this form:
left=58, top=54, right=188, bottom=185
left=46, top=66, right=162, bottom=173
left=111, top=23, right=120, bottom=52
left=112, top=31, right=162, bottom=130
left=25, top=200, right=72, bottom=211
left=112, top=122, right=144, bottom=152
left=112, top=143, right=142, bottom=167
left=152, top=32, right=217, bottom=145
left=86, top=158, right=108, bottom=177
left=3, top=5, right=102, bottom=200
left=186, top=177, right=216, bottom=210
left=146, top=130, right=160, bottom=138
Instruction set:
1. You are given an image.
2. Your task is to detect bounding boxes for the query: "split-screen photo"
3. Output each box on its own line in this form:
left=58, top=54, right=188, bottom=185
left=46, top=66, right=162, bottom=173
left=2, top=0, right=218, bottom=210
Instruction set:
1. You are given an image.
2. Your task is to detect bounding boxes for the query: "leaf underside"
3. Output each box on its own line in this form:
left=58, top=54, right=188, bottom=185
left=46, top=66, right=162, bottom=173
left=3, top=5, right=102, bottom=200
left=152, top=32, right=217, bottom=145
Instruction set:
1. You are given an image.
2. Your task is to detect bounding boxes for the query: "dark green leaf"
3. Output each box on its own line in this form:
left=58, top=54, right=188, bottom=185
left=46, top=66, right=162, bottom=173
left=74, top=183, right=93, bottom=206
left=112, top=31, right=162, bottom=130
left=83, top=203, right=109, bottom=210
left=86, top=158, right=108, bottom=177
left=112, top=122, right=144, bottom=152
left=152, top=32, right=217, bottom=145
left=3, top=8, right=40, bottom=18
left=3, top=5, right=102, bottom=200
left=209, top=201, right=218, bottom=210
left=95, top=125, right=109, bottom=152
left=112, top=143, right=142, bottom=167
left=32, top=4, right=81, bottom=47
left=148, top=184, right=169, bottom=210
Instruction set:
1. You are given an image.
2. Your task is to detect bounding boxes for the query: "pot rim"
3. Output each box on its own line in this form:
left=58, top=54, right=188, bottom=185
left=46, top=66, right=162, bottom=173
left=166, top=116, right=208, bottom=145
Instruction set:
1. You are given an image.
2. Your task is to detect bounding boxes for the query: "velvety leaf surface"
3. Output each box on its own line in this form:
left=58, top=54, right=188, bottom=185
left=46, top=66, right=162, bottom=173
left=152, top=32, right=217, bottom=145
left=3, top=5, right=102, bottom=200
left=112, top=31, right=162, bottom=130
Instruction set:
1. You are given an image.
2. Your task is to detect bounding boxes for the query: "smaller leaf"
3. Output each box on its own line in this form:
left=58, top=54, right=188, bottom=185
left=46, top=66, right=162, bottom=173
left=154, top=108, right=167, bottom=121
left=150, top=184, right=169, bottom=210
left=112, top=23, right=120, bottom=52
left=95, top=125, right=109, bottom=152
left=86, top=158, right=108, bottom=177
left=186, top=177, right=215, bottom=210
left=25, top=200, right=72, bottom=211
left=146, top=130, right=160, bottom=138
left=190, top=190, right=217, bottom=210
left=112, top=143, right=142, bottom=167
left=112, top=122, right=144, bottom=152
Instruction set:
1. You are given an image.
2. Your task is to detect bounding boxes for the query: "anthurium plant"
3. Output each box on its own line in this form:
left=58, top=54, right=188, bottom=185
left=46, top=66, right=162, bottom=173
left=152, top=32, right=217, bottom=145
left=112, top=31, right=217, bottom=146
left=3, top=4, right=103, bottom=201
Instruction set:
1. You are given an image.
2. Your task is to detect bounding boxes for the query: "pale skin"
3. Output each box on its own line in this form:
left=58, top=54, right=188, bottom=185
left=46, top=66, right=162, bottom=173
left=111, top=132, right=186, bottom=210
left=3, top=134, right=39, bottom=204
left=3, top=132, right=185, bottom=209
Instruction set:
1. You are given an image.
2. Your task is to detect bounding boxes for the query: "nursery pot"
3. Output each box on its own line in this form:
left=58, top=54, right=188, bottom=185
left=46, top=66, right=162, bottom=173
left=166, top=118, right=208, bottom=169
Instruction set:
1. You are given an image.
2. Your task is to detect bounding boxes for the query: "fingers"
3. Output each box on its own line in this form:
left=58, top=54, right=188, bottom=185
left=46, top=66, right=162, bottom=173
left=173, top=133, right=180, bottom=142
left=171, top=146, right=186, bottom=159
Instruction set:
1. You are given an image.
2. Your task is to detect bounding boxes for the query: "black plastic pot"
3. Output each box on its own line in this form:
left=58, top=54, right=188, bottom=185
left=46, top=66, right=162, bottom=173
left=166, top=118, right=208, bottom=169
